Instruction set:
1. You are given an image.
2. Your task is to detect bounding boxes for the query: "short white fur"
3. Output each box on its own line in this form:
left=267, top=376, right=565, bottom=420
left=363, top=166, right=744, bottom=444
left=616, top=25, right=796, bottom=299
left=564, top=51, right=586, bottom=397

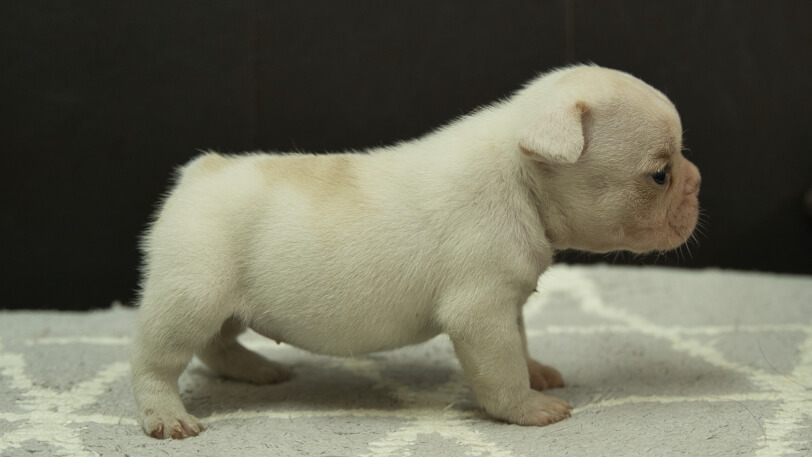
left=131, top=65, right=701, bottom=439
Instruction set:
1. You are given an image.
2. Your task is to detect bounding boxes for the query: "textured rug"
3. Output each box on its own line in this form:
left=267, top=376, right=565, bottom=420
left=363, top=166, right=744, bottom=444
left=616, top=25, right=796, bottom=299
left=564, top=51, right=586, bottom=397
left=1, top=265, right=811, bottom=457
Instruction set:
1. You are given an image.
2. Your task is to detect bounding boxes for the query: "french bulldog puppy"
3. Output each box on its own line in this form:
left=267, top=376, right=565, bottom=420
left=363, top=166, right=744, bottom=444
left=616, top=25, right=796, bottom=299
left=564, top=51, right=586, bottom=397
left=131, top=65, right=701, bottom=439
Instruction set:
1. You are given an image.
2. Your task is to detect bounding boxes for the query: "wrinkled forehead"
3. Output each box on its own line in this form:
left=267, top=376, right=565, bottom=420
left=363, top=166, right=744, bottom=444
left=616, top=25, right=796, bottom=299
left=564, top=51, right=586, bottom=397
left=586, top=90, right=683, bottom=172
left=565, top=70, right=681, bottom=128
left=619, top=74, right=681, bottom=136
left=622, top=99, right=683, bottom=172
left=557, top=67, right=684, bottom=163
left=637, top=93, right=683, bottom=162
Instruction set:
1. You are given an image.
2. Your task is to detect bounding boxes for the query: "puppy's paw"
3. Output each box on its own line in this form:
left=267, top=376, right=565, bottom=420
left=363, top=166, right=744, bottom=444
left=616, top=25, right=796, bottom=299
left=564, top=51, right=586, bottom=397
left=142, top=409, right=204, bottom=439
left=527, top=359, right=564, bottom=391
left=238, top=360, right=292, bottom=385
left=198, top=343, right=293, bottom=385
left=495, top=391, right=572, bottom=426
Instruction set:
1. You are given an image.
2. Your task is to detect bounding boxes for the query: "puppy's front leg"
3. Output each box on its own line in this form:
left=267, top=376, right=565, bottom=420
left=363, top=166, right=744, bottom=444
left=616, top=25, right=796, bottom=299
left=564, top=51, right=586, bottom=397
left=442, top=294, right=572, bottom=426
left=518, top=310, right=565, bottom=391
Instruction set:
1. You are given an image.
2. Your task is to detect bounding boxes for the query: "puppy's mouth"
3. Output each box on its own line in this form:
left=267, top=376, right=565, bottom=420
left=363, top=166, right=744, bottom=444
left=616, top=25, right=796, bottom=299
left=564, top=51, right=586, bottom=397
left=664, top=221, right=697, bottom=250
left=657, top=201, right=700, bottom=251
left=625, top=199, right=699, bottom=254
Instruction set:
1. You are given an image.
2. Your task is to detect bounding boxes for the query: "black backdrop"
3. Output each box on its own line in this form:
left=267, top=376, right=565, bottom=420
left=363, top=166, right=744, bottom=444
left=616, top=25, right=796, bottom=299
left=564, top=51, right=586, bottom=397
left=3, top=1, right=811, bottom=310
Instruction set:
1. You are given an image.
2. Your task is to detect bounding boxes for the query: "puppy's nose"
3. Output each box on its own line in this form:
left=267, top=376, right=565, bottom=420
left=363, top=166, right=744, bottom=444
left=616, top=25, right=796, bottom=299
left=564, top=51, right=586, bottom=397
left=683, top=161, right=701, bottom=196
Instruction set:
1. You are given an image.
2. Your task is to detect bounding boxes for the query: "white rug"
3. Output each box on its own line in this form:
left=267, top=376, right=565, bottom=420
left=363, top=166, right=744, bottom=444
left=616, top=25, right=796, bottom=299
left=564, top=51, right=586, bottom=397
left=1, top=265, right=811, bottom=457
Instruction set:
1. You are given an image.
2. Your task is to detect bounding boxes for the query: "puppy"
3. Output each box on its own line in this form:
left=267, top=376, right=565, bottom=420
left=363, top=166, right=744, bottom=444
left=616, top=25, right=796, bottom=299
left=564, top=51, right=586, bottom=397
left=131, top=65, right=701, bottom=439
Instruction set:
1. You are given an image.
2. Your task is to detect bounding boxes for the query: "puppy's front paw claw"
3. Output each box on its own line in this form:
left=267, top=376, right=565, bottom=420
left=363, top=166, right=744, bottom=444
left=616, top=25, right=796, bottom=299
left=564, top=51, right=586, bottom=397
left=143, top=411, right=204, bottom=439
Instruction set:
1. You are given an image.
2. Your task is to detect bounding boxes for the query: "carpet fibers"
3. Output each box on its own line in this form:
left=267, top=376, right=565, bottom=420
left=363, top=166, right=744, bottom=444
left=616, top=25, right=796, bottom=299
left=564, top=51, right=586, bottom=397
left=1, top=265, right=811, bottom=456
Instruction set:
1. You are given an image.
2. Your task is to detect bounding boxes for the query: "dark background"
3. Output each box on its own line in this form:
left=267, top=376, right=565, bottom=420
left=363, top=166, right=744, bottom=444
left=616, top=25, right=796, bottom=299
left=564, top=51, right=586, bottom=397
left=3, top=1, right=811, bottom=310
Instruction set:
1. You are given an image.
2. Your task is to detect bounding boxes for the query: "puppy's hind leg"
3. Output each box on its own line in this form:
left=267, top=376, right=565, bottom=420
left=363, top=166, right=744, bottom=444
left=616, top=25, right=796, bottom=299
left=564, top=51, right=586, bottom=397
left=131, top=290, right=235, bottom=439
left=196, top=316, right=292, bottom=384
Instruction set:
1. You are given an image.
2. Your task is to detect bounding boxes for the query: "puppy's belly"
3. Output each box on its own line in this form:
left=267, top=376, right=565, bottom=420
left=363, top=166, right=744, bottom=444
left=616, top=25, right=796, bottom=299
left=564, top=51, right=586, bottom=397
left=247, top=302, right=441, bottom=356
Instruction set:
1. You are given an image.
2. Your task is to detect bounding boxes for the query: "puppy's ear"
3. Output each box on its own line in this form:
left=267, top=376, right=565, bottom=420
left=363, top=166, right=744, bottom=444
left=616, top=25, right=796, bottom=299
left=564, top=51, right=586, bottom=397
left=519, top=101, right=589, bottom=164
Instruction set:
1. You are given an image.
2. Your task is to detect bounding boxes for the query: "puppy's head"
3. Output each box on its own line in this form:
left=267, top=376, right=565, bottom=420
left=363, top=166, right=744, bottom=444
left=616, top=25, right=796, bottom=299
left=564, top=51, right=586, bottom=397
left=518, top=66, right=701, bottom=254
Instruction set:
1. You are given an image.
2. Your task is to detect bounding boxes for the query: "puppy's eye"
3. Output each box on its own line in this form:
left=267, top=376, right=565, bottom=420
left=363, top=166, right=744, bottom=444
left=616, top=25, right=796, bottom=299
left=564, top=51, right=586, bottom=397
left=652, top=167, right=668, bottom=185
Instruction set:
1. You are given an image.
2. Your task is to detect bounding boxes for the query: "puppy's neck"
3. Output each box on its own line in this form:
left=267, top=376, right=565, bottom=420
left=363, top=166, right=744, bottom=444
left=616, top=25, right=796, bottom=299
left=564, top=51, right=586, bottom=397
left=516, top=158, right=573, bottom=252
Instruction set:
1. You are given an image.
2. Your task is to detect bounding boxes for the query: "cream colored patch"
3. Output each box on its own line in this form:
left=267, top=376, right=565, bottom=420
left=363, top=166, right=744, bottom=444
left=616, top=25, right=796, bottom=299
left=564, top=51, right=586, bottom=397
left=252, top=153, right=372, bottom=249
left=255, top=153, right=361, bottom=200
left=189, top=152, right=230, bottom=176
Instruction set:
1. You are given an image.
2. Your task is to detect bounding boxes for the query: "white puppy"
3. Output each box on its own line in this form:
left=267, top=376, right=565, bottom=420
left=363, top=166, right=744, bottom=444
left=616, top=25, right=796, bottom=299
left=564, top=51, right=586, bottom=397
left=132, top=65, right=701, bottom=439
